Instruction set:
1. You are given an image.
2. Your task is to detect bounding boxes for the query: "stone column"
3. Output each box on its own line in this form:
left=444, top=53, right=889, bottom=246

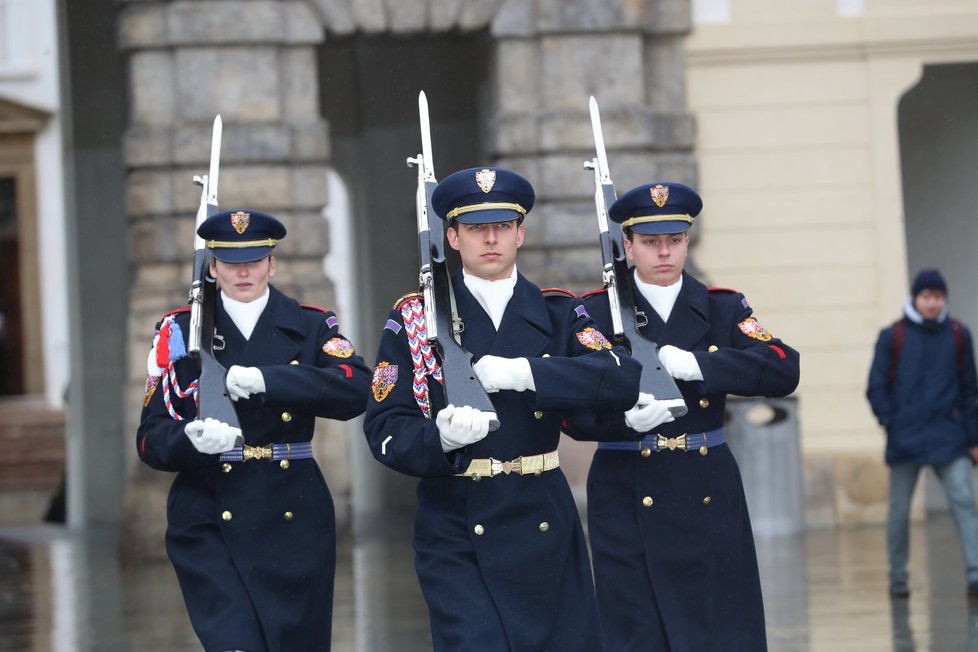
left=117, top=0, right=341, bottom=556
left=490, top=0, right=697, bottom=290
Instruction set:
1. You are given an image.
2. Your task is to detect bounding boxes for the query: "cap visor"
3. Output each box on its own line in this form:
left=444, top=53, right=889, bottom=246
left=211, top=246, right=274, bottom=263
left=452, top=209, right=523, bottom=225
left=628, top=220, right=691, bottom=235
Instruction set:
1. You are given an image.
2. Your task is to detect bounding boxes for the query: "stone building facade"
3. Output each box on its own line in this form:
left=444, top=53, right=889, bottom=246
left=117, top=0, right=698, bottom=553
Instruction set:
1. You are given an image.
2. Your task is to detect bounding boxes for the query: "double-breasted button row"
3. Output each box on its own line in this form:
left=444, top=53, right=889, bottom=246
left=640, top=496, right=711, bottom=507
left=221, top=510, right=296, bottom=521
left=473, top=522, right=550, bottom=535
left=221, top=460, right=292, bottom=473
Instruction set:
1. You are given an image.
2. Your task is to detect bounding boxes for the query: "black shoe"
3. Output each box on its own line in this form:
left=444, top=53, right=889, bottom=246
left=890, top=581, right=910, bottom=598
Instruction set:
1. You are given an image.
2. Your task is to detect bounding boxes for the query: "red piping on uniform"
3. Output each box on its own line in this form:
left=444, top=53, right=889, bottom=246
left=769, top=344, right=786, bottom=359
left=140, top=435, right=147, bottom=454
left=339, top=364, right=353, bottom=378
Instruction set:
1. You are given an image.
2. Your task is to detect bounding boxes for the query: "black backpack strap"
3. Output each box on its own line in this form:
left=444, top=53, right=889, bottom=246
left=951, top=319, right=965, bottom=376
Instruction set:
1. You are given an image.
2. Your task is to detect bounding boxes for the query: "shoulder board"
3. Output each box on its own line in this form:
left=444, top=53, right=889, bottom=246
left=580, top=288, right=607, bottom=299
left=300, top=303, right=329, bottom=313
left=541, top=287, right=576, bottom=298
left=160, top=306, right=191, bottom=320
left=393, top=291, right=423, bottom=310
left=708, top=287, right=739, bottom=294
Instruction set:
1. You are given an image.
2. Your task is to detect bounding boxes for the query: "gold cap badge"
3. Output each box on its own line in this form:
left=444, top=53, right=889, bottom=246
left=475, top=169, right=496, bottom=193
left=230, top=211, right=251, bottom=234
left=650, top=184, right=669, bottom=208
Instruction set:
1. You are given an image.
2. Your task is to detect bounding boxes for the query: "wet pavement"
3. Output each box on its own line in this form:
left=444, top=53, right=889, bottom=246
left=1, top=513, right=977, bottom=651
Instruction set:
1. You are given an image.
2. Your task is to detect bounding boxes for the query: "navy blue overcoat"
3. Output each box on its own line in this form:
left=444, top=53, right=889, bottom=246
left=363, top=269, right=641, bottom=652
left=137, top=286, right=370, bottom=652
left=567, top=270, right=799, bottom=652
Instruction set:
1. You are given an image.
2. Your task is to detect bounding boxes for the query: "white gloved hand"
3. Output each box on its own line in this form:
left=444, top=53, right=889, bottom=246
left=472, top=355, right=536, bottom=393
left=184, top=417, right=243, bottom=454
left=226, top=365, right=266, bottom=401
left=624, top=393, right=676, bottom=433
left=657, top=345, right=704, bottom=382
left=435, top=404, right=495, bottom=452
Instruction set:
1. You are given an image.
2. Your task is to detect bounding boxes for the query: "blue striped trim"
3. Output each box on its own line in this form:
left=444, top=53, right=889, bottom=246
left=597, top=427, right=725, bottom=452
left=219, top=441, right=314, bottom=462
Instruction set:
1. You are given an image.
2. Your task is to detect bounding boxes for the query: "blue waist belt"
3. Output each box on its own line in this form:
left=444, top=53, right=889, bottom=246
left=220, top=442, right=314, bottom=462
left=597, top=427, right=726, bottom=454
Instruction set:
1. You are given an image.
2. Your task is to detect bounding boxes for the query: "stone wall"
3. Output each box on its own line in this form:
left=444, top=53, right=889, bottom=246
left=118, top=0, right=697, bottom=555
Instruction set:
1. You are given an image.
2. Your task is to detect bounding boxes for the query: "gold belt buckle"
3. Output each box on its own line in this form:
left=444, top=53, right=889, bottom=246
left=490, top=457, right=521, bottom=476
left=242, top=444, right=272, bottom=461
left=656, top=434, right=686, bottom=452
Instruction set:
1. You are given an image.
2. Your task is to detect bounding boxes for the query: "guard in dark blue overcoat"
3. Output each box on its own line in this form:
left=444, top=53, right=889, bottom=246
left=363, top=167, right=641, bottom=652
left=565, top=183, right=800, bottom=652
left=137, top=209, right=371, bottom=652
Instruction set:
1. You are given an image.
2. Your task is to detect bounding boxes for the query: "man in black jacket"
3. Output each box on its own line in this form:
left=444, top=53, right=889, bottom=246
left=867, top=268, right=978, bottom=599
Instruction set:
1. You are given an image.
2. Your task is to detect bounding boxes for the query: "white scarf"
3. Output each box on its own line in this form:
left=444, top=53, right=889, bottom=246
left=463, top=267, right=518, bottom=330
left=634, top=271, right=682, bottom=323
left=222, top=289, right=270, bottom=340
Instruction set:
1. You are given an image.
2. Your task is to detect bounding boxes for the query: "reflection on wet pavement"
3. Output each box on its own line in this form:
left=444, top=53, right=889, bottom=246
left=2, top=515, right=978, bottom=651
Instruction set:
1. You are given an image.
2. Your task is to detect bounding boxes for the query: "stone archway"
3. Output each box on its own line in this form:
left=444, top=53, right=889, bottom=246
left=118, top=0, right=697, bottom=553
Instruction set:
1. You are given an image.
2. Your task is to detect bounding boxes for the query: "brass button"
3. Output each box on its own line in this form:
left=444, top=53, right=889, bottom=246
left=642, top=496, right=654, bottom=507
left=222, top=511, right=232, bottom=521
left=289, top=359, right=299, bottom=365
left=221, top=463, right=232, bottom=473
left=640, top=447, right=651, bottom=457
left=708, top=345, right=719, bottom=353
left=703, top=496, right=712, bottom=505
left=699, top=446, right=708, bottom=456
left=281, top=412, right=293, bottom=423
left=280, top=460, right=290, bottom=470
left=534, top=411, right=543, bottom=420
left=474, top=524, right=485, bottom=536
left=699, top=398, right=710, bottom=408
left=539, top=522, right=550, bottom=532
left=283, top=511, right=294, bottom=521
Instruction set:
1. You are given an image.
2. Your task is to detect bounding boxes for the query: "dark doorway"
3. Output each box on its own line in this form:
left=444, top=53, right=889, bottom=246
left=0, top=176, right=21, bottom=395
left=320, top=32, right=491, bottom=516
left=898, top=63, right=978, bottom=331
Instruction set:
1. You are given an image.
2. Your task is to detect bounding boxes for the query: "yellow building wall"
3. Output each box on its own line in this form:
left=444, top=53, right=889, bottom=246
left=685, top=0, right=978, bottom=526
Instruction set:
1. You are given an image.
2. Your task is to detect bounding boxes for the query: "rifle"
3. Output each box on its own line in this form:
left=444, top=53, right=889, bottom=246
left=406, top=91, right=500, bottom=430
left=187, top=115, right=242, bottom=436
left=583, top=96, right=687, bottom=418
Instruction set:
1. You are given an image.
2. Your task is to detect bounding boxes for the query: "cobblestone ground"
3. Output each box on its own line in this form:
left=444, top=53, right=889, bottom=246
left=1, top=514, right=976, bottom=651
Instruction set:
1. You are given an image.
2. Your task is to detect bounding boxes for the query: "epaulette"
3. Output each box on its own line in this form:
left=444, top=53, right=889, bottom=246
left=300, top=303, right=329, bottom=313
left=393, top=291, right=422, bottom=310
left=541, top=287, right=576, bottom=298
left=708, top=287, right=739, bottom=294
left=580, top=288, right=607, bottom=299
left=160, top=306, right=191, bottom=321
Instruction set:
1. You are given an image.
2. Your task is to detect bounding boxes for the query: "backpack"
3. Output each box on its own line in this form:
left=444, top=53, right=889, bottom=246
left=888, top=318, right=965, bottom=383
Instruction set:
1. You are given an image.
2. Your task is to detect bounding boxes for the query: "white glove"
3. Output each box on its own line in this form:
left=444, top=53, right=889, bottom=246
left=436, top=404, right=495, bottom=452
left=657, top=345, right=704, bottom=382
left=472, top=355, right=536, bottom=393
left=226, top=365, right=266, bottom=401
left=184, top=417, right=243, bottom=454
left=624, top=393, right=676, bottom=433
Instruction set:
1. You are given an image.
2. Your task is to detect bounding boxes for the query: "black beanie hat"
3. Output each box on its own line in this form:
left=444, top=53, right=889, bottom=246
left=911, top=269, right=947, bottom=297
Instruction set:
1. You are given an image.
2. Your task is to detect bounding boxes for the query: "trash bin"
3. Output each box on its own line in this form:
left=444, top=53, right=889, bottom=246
left=725, top=397, right=804, bottom=537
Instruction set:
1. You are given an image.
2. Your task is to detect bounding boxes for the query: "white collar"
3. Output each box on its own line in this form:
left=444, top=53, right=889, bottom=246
left=222, top=289, right=270, bottom=340
left=633, top=271, right=682, bottom=323
left=462, top=267, right=518, bottom=330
